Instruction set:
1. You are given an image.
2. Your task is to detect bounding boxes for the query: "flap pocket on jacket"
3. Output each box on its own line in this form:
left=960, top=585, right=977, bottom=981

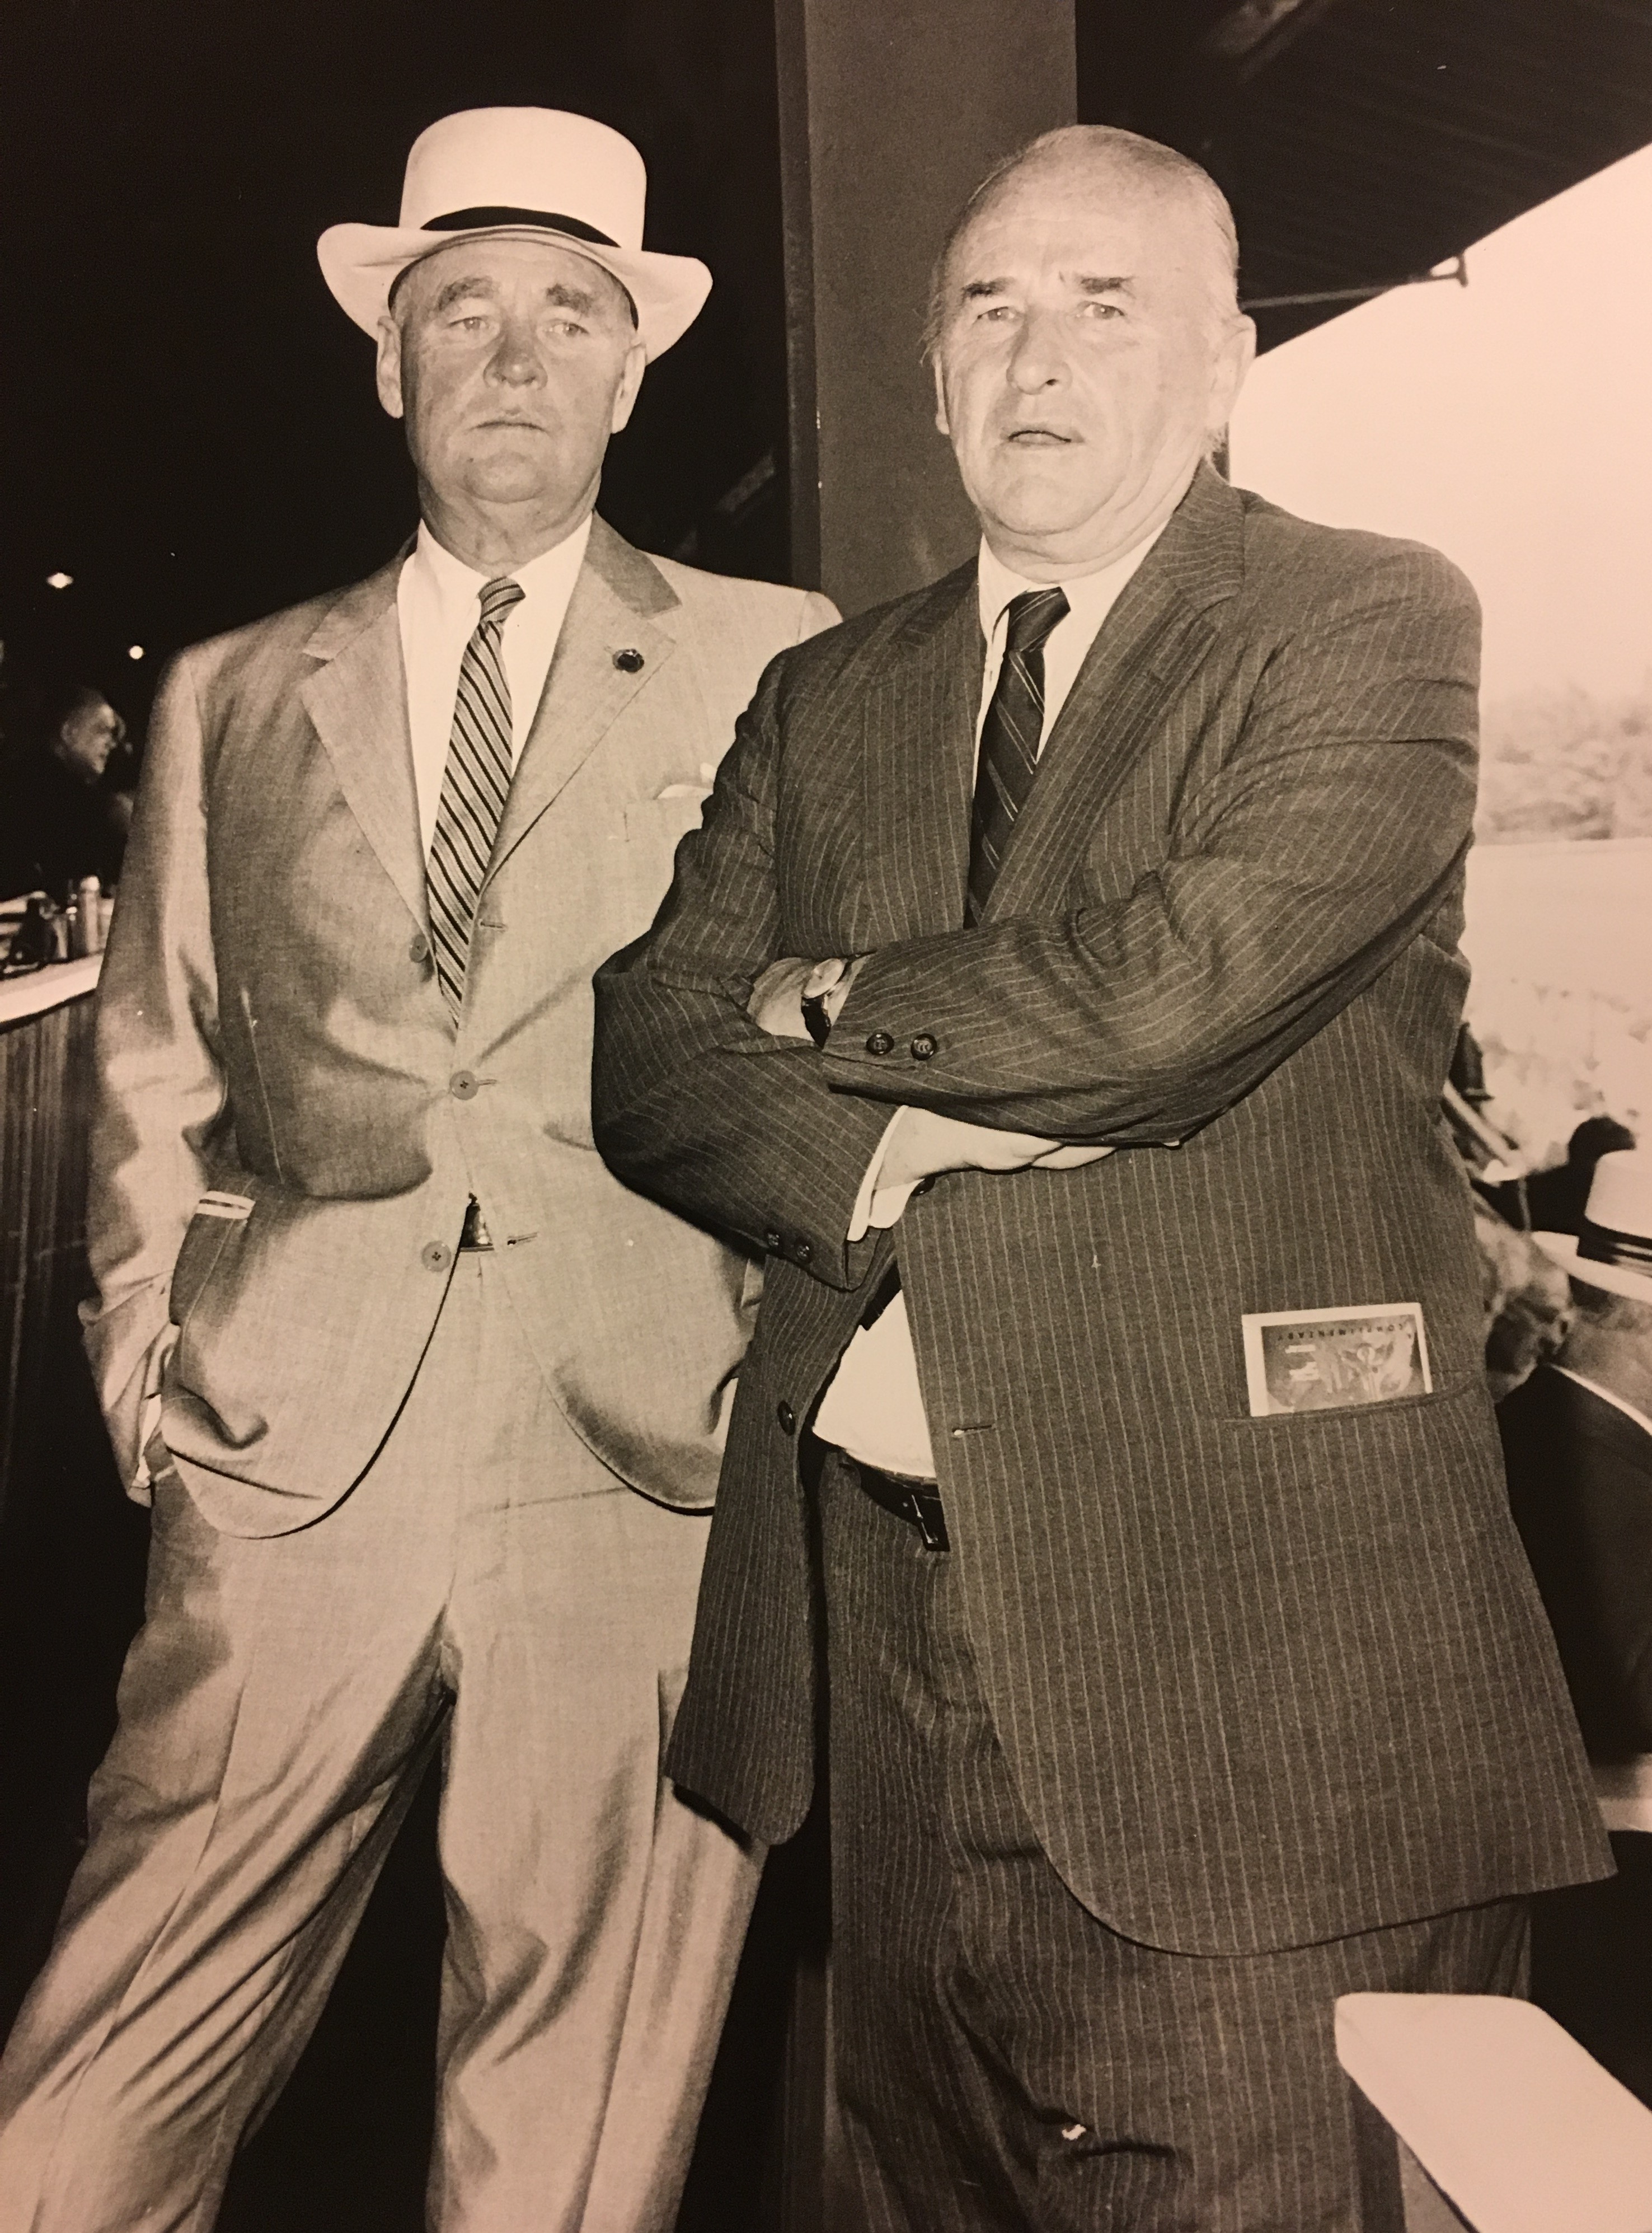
left=170, top=1195, right=254, bottom=1325
left=195, top=1191, right=255, bottom=1221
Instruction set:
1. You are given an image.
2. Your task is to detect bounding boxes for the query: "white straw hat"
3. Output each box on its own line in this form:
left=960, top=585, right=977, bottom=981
left=317, top=107, right=710, bottom=359
left=1534, top=1150, right=1652, bottom=1304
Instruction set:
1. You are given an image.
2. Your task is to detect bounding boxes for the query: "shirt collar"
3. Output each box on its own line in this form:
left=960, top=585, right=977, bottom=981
left=976, top=517, right=1170, bottom=645
left=410, top=511, right=594, bottom=622
left=1553, top=1366, right=1652, bottom=1443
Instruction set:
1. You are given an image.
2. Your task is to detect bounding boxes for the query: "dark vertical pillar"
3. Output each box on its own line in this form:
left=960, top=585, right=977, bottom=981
left=777, top=0, right=1078, bottom=615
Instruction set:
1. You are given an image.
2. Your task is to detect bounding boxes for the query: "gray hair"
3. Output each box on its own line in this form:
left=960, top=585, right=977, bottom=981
left=922, top=124, right=1240, bottom=362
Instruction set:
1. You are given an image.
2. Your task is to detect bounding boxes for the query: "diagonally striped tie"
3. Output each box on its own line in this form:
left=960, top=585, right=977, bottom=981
left=965, top=585, right=1069, bottom=925
left=853, top=586, right=1073, bottom=1354
left=427, top=575, right=524, bottom=1019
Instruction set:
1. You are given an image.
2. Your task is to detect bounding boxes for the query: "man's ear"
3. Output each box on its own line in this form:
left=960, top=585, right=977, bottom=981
left=1209, top=313, right=1256, bottom=434
left=932, top=353, right=951, bottom=441
left=609, top=338, right=648, bottom=435
left=374, top=312, right=406, bottom=422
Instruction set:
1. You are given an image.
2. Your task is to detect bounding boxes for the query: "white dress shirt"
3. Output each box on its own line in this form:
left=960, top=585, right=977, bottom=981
left=397, top=512, right=593, bottom=853
left=814, top=523, right=1168, bottom=1478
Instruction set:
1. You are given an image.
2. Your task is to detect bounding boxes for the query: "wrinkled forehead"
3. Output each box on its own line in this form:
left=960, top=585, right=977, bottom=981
left=947, top=159, right=1223, bottom=302
left=393, top=231, right=633, bottom=323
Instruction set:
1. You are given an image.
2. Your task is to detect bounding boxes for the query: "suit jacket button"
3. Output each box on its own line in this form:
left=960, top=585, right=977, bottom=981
left=421, top=1240, right=453, bottom=1273
left=613, top=647, right=645, bottom=673
left=763, top=1228, right=783, bottom=1252
left=866, top=1032, right=895, bottom=1056
left=794, top=1239, right=813, bottom=1265
left=449, top=1070, right=479, bottom=1100
left=910, top=1033, right=938, bottom=1060
left=409, top=931, right=429, bottom=965
left=776, top=1401, right=797, bottom=1435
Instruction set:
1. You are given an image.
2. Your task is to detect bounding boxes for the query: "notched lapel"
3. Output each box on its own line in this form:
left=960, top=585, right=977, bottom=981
left=984, top=466, right=1245, bottom=921
left=486, top=518, right=679, bottom=883
left=299, top=560, right=426, bottom=929
left=858, top=565, right=979, bottom=939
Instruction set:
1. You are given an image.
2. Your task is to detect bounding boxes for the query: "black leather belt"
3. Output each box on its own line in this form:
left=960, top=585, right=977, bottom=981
left=458, top=1197, right=494, bottom=1251
left=846, top=1456, right=949, bottom=1553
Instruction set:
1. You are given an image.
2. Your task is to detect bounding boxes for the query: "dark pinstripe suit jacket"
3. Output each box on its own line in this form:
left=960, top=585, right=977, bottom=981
left=593, top=465, right=1608, bottom=1955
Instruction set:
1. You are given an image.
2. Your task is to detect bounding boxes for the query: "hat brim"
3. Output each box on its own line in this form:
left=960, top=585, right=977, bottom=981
left=1532, top=1231, right=1652, bottom=1304
left=316, top=222, right=710, bottom=359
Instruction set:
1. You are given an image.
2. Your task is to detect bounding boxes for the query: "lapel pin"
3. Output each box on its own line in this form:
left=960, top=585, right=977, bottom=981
left=613, top=647, right=645, bottom=673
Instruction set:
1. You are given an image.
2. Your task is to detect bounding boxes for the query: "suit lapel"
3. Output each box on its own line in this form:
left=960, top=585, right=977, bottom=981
left=858, top=563, right=980, bottom=938
left=983, top=464, right=1246, bottom=921
left=485, top=515, right=679, bottom=885
left=299, top=553, right=426, bottom=929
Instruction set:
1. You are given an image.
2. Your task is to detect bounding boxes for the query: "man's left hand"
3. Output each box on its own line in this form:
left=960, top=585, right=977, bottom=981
left=749, top=956, right=862, bottom=1038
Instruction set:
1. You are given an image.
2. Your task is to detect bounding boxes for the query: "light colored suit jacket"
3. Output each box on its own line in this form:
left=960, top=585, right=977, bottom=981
left=594, top=466, right=1609, bottom=1954
left=83, top=515, right=836, bottom=1537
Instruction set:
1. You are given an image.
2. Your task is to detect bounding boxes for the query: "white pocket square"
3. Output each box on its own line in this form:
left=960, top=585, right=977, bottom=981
left=654, top=781, right=714, bottom=801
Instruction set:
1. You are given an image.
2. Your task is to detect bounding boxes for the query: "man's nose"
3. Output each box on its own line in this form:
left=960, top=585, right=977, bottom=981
left=486, top=318, right=546, bottom=386
left=1006, top=307, right=1068, bottom=393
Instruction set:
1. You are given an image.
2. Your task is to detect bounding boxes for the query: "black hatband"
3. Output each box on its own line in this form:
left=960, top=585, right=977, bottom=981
left=421, top=207, right=618, bottom=245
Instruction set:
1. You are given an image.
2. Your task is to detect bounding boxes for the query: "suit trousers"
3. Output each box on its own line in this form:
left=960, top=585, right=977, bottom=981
left=0, top=1254, right=760, bottom=2233
left=819, top=1454, right=1529, bottom=2233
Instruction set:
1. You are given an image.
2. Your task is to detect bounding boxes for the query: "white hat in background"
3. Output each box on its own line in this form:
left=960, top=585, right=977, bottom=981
left=1535, top=1150, right=1652, bottom=1304
left=316, top=107, right=711, bottom=359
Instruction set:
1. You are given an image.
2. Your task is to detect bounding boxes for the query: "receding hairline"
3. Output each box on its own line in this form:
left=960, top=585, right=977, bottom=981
left=924, top=125, right=1240, bottom=356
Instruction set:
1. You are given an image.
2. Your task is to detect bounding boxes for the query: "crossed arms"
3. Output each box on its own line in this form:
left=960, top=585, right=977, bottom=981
left=592, top=540, right=1481, bottom=1291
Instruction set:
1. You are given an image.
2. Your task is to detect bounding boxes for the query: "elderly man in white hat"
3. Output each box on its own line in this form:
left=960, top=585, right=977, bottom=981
left=0, top=108, right=836, bottom=2231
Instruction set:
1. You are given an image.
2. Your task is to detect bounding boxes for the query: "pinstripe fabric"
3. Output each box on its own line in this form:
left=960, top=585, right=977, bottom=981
left=592, top=464, right=1611, bottom=1952
left=821, top=1457, right=1529, bottom=2233
left=427, top=575, right=523, bottom=1015
left=967, top=587, right=1068, bottom=923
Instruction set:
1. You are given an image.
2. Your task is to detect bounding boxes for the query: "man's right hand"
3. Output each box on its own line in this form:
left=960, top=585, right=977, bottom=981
left=876, top=1106, right=1114, bottom=1191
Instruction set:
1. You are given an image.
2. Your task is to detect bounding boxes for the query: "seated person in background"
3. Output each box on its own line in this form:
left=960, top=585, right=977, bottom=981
left=1526, top=1115, right=1639, bottom=1239
left=1476, top=1196, right=1572, bottom=1402
left=0, top=676, right=133, bottom=897
left=1501, top=1150, right=1652, bottom=2102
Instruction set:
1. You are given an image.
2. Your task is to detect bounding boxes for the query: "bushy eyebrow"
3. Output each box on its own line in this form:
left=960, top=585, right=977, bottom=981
left=958, top=272, right=1135, bottom=304
left=428, top=274, right=600, bottom=316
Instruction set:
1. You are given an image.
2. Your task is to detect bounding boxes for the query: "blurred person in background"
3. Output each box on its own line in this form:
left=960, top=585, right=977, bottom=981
left=1501, top=1149, right=1652, bottom=2101
left=0, top=676, right=134, bottom=899
left=1477, top=1195, right=1574, bottom=1401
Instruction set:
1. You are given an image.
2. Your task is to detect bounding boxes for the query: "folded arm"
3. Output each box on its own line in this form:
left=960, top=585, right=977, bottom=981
left=824, top=546, right=1480, bottom=1143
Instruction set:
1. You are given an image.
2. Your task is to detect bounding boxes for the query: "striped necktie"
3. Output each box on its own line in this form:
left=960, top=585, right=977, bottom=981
left=428, top=575, right=524, bottom=1018
left=965, top=586, right=1069, bottom=924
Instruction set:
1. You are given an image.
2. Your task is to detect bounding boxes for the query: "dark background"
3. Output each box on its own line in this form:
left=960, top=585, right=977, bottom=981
left=0, top=0, right=792, bottom=738
left=6, top=0, right=1648, bottom=732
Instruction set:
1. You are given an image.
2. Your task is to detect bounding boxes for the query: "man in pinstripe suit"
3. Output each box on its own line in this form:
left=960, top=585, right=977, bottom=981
left=593, top=127, right=1608, bottom=2226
